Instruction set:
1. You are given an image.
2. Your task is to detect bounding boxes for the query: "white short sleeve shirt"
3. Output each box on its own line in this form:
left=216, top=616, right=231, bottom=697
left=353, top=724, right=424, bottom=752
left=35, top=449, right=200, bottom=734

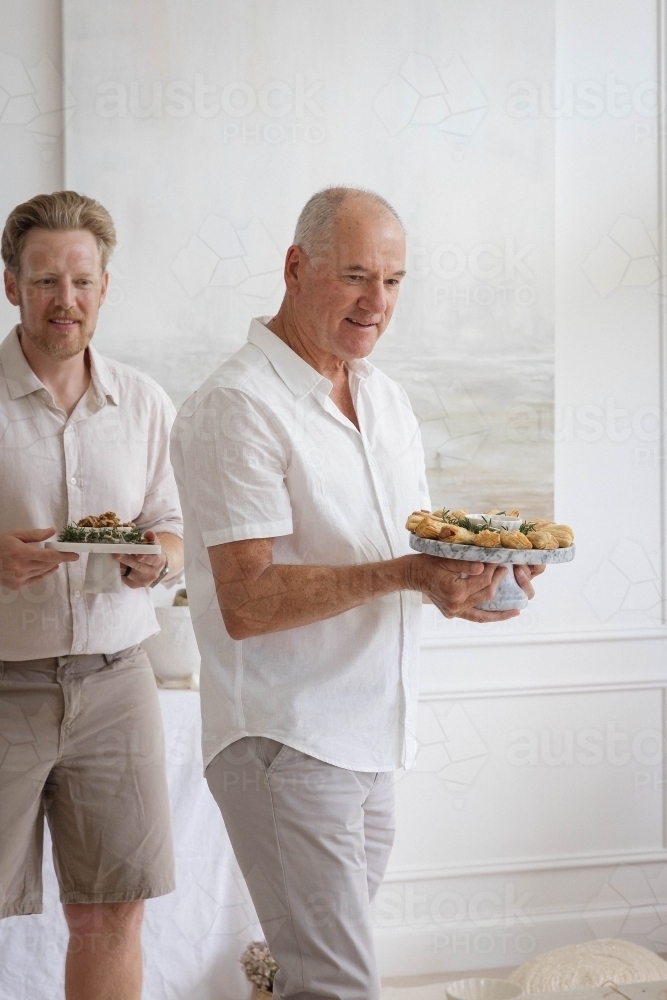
left=0, top=327, right=183, bottom=660
left=171, top=319, right=430, bottom=772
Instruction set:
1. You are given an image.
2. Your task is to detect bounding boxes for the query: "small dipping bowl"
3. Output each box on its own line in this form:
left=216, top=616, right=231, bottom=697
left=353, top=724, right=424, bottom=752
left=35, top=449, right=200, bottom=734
left=446, top=979, right=522, bottom=1000
left=465, top=515, right=523, bottom=531
left=465, top=515, right=487, bottom=526
left=489, top=517, right=522, bottom=531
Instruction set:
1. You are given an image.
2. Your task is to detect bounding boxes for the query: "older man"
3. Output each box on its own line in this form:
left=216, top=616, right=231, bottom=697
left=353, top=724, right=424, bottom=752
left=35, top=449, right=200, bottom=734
left=0, top=191, right=183, bottom=1000
left=171, top=187, right=540, bottom=1000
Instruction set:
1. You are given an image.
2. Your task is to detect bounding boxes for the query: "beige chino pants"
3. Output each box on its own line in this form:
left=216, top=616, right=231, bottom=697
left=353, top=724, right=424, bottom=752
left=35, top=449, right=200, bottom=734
left=206, top=737, right=395, bottom=1000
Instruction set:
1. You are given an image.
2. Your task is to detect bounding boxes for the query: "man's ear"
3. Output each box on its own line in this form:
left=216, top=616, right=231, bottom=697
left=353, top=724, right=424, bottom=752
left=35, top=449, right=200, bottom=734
left=4, top=269, right=19, bottom=307
left=283, top=245, right=304, bottom=295
left=98, top=269, right=110, bottom=306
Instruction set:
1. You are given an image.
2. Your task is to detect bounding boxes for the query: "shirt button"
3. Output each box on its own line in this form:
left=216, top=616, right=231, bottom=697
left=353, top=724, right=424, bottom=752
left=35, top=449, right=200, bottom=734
left=74, top=590, right=81, bottom=598
left=70, top=477, right=77, bottom=485
left=75, top=644, right=83, bottom=652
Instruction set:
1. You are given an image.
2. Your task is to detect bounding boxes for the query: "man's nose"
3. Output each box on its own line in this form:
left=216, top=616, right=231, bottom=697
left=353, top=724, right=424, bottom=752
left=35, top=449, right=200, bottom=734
left=54, top=278, right=77, bottom=309
left=359, top=280, right=387, bottom=314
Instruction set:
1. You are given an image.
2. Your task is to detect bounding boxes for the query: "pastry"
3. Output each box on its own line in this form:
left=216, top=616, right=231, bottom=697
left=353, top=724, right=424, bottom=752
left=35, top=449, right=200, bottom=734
left=526, top=530, right=558, bottom=550
left=500, top=530, right=532, bottom=549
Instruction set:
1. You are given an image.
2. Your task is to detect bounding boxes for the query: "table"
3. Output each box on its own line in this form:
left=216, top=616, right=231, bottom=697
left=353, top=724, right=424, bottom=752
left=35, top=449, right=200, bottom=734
left=0, top=691, right=262, bottom=1000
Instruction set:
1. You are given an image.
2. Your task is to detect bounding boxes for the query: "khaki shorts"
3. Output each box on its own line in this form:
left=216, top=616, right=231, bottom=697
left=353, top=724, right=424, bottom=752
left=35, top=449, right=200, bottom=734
left=0, top=645, right=175, bottom=918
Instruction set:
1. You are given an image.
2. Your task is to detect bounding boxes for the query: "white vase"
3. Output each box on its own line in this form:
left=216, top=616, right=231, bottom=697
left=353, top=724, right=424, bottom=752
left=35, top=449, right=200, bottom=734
left=142, top=606, right=201, bottom=685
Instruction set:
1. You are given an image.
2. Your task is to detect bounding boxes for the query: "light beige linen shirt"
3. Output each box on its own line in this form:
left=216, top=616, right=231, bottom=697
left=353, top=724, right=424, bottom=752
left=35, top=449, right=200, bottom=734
left=171, top=318, right=430, bottom=773
left=0, top=327, right=183, bottom=660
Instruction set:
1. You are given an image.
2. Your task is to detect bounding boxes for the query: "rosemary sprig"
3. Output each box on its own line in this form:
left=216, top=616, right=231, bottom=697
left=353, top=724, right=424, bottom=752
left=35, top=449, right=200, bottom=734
left=58, top=524, right=148, bottom=545
left=519, top=521, right=537, bottom=536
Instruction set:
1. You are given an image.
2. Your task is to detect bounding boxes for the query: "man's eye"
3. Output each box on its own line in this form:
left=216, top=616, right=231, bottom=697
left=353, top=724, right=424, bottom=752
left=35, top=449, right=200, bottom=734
left=345, top=274, right=363, bottom=281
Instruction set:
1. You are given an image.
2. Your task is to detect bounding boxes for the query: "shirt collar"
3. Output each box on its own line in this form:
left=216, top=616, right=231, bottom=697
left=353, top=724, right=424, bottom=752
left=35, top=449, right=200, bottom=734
left=248, top=317, right=375, bottom=398
left=0, top=326, right=118, bottom=405
left=88, top=343, right=119, bottom=405
left=0, top=327, right=46, bottom=399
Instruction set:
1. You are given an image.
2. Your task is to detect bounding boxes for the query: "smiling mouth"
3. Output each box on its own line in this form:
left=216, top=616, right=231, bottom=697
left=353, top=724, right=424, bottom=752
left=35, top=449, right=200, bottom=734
left=49, top=317, right=81, bottom=328
left=345, top=318, right=376, bottom=329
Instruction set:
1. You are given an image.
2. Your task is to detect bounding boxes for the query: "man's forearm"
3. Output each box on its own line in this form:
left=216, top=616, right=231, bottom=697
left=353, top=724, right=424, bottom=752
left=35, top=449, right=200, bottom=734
left=214, top=550, right=420, bottom=640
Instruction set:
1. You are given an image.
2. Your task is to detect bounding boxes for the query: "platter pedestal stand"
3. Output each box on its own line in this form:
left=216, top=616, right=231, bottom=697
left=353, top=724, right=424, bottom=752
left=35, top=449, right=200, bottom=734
left=409, top=535, right=575, bottom=612
left=84, top=553, right=123, bottom=594
left=45, top=540, right=162, bottom=594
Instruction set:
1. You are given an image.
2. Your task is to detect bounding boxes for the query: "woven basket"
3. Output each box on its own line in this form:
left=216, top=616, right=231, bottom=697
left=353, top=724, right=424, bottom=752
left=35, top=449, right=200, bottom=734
left=509, top=938, right=667, bottom=991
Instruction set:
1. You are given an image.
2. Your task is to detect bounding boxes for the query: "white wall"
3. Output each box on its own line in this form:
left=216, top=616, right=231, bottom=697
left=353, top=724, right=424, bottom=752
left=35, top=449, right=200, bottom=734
left=0, top=0, right=63, bottom=331
left=62, top=0, right=556, bottom=518
left=377, top=0, right=667, bottom=977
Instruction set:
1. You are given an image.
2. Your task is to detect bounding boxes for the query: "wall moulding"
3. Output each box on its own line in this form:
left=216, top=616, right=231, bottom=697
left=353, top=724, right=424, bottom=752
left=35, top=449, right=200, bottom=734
left=420, top=627, right=667, bottom=650
left=384, top=846, right=667, bottom=883
left=418, top=677, right=667, bottom=702
left=373, top=902, right=667, bottom=978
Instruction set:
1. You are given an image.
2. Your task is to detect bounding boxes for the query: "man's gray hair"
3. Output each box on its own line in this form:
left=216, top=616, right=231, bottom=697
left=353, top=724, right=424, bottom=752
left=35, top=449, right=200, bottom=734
left=293, top=186, right=403, bottom=265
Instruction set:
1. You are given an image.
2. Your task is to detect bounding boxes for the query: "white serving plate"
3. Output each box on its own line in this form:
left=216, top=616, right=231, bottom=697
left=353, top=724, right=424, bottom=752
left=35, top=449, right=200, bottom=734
left=46, top=541, right=161, bottom=554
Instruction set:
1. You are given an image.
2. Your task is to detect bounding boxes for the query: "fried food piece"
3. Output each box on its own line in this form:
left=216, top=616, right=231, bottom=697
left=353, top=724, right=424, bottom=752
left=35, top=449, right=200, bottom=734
left=544, top=524, right=574, bottom=547
left=525, top=520, right=574, bottom=547
left=406, top=512, right=426, bottom=532
left=408, top=514, right=445, bottom=539
left=438, top=524, right=478, bottom=545
left=526, top=530, right=558, bottom=549
left=500, top=530, right=532, bottom=549
left=475, top=529, right=501, bottom=547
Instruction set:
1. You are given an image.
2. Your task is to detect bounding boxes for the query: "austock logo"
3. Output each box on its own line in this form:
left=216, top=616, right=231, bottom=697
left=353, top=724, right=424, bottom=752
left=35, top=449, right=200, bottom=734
left=583, top=215, right=665, bottom=299
left=172, top=215, right=283, bottom=301
left=0, top=53, right=75, bottom=158
left=397, top=702, right=489, bottom=799
left=374, top=53, right=487, bottom=142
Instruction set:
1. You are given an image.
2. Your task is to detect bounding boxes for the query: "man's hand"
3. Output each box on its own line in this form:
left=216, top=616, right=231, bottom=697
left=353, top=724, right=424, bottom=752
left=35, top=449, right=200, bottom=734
left=0, top=528, right=79, bottom=590
left=513, top=563, right=545, bottom=600
left=113, top=530, right=166, bottom=589
left=410, top=554, right=520, bottom=623
left=113, top=530, right=183, bottom=589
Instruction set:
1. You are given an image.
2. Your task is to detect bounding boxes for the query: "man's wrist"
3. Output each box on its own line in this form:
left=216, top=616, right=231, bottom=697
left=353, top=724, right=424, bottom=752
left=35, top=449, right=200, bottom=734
left=150, top=554, right=170, bottom=588
left=392, top=554, right=425, bottom=593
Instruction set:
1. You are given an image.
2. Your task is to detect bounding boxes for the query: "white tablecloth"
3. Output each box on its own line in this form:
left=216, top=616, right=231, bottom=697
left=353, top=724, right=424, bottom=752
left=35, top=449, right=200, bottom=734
left=0, top=690, right=262, bottom=1000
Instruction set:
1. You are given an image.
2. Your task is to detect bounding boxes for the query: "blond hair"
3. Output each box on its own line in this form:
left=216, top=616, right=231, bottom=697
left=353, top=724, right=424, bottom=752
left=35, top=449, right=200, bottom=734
left=294, top=186, right=403, bottom=265
left=1, top=190, right=117, bottom=274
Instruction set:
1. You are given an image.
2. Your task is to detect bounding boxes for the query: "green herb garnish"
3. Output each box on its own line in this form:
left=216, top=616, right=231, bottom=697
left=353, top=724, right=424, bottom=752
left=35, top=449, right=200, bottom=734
left=58, top=524, right=148, bottom=545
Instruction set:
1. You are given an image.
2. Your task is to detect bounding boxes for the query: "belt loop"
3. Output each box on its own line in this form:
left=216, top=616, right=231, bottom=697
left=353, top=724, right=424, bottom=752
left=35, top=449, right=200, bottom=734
left=0, top=659, right=3, bottom=680
left=103, top=653, right=115, bottom=666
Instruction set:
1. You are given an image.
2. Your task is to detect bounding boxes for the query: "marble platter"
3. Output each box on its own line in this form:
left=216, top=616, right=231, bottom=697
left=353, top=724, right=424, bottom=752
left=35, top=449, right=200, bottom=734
left=409, top=534, right=575, bottom=612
